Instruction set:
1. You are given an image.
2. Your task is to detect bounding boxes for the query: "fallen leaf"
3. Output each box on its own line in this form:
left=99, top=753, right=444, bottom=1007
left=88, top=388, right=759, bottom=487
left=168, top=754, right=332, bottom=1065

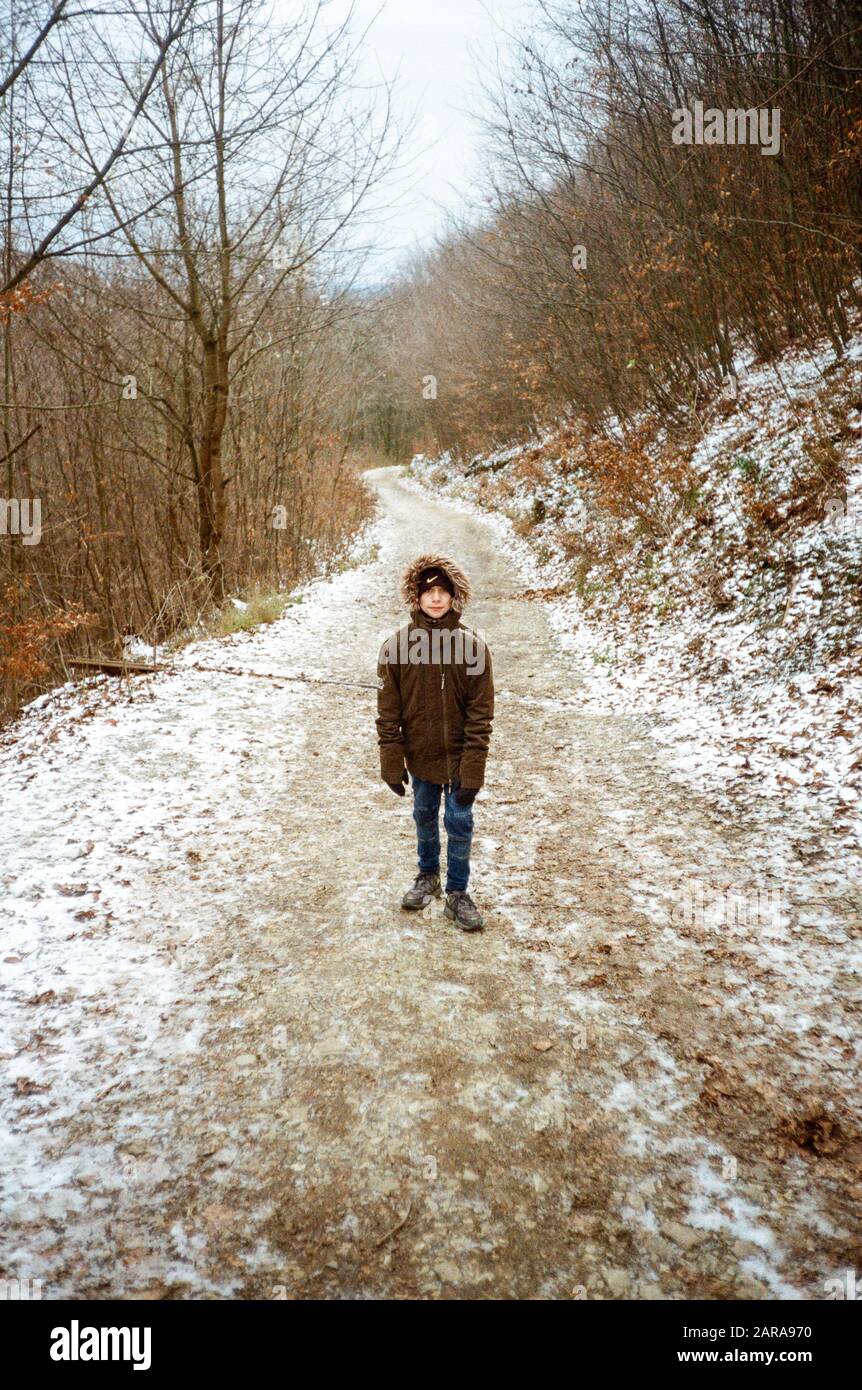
left=14, top=1076, right=50, bottom=1096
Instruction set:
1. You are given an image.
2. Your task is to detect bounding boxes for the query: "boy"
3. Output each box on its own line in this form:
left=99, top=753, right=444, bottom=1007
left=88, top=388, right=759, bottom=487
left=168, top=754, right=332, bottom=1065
left=375, top=553, right=495, bottom=931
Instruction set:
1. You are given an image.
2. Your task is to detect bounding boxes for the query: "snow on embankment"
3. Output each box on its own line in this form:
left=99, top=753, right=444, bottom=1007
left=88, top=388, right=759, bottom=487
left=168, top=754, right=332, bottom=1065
left=0, top=522, right=383, bottom=1296
left=402, top=329, right=862, bottom=866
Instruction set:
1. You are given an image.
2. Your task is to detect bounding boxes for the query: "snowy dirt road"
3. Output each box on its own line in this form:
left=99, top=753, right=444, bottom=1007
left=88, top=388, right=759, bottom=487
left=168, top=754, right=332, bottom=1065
left=1, top=465, right=860, bottom=1300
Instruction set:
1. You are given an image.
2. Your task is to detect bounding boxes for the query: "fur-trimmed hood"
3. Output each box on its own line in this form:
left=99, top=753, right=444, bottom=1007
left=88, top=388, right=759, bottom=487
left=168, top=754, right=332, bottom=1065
left=400, top=552, right=473, bottom=614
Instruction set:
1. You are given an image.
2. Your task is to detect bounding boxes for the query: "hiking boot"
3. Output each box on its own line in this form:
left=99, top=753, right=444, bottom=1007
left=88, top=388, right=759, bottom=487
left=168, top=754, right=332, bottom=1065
left=401, top=870, right=442, bottom=910
left=444, top=890, right=484, bottom=931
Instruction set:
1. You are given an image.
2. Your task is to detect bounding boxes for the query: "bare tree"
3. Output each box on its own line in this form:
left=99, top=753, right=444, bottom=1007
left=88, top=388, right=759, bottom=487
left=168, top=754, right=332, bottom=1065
left=0, top=0, right=196, bottom=296
left=75, top=0, right=395, bottom=597
left=371, top=0, right=862, bottom=458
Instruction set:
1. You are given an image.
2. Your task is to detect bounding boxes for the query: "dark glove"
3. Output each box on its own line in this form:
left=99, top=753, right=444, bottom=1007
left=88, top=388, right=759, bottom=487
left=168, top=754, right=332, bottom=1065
left=451, top=775, right=477, bottom=807
left=386, top=768, right=409, bottom=797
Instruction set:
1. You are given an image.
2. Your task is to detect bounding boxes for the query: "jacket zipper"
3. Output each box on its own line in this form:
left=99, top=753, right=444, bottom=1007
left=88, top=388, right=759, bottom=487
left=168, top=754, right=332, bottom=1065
left=441, top=664, right=451, bottom=788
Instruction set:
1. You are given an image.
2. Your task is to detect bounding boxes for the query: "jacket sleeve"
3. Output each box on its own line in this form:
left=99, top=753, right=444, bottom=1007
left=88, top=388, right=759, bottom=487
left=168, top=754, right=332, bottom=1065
left=458, top=641, right=494, bottom=789
left=376, top=639, right=406, bottom=783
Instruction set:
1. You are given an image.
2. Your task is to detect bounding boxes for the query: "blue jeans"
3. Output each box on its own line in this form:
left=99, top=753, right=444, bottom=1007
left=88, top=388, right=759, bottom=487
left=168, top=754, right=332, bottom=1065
left=411, top=773, right=474, bottom=894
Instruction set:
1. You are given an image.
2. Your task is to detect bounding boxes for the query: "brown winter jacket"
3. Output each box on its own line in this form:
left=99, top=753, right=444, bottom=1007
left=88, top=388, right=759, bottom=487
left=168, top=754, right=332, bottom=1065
left=376, top=553, right=495, bottom=790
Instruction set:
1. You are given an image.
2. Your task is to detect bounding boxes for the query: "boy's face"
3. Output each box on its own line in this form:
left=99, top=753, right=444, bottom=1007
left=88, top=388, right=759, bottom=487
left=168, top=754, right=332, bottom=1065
left=419, top=583, right=453, bottom=618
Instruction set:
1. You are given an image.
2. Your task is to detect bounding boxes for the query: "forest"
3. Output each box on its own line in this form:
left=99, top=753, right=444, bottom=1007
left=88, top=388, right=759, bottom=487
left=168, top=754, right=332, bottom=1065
left=2, top=0, right=860, bottom=721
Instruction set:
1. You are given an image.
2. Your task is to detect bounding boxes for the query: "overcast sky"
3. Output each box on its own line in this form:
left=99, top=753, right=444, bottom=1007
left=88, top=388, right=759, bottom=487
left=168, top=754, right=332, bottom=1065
left=314, top=0, right=535, bottom=285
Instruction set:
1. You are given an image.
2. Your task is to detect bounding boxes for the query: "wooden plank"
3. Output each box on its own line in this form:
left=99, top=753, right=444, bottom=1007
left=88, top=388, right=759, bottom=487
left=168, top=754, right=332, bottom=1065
left=68, top=656, right=162, bottom=676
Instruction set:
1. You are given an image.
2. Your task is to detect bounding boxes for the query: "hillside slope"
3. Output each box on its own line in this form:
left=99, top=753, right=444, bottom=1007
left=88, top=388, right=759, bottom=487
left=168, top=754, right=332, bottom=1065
left=404, top=328, right=862, bottom=869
